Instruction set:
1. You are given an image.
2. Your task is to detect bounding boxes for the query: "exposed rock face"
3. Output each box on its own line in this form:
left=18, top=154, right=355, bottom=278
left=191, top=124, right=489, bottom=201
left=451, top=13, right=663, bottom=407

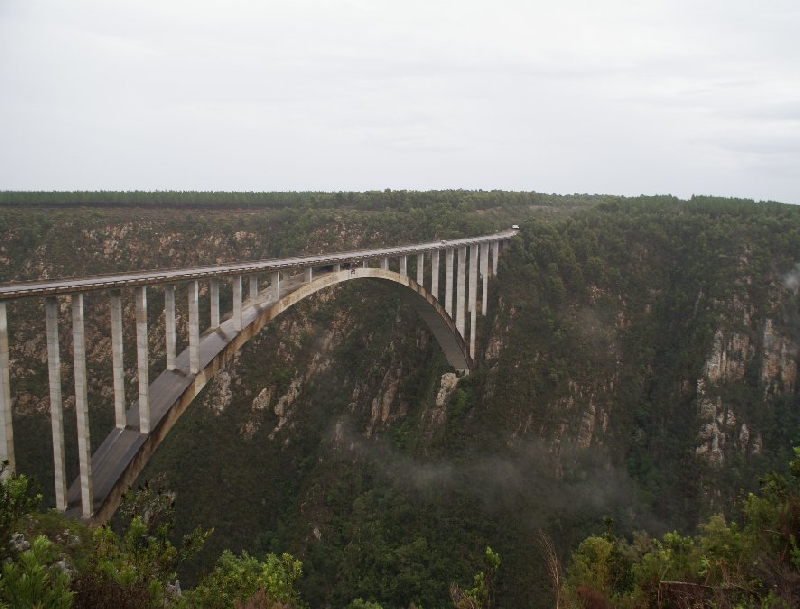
left=435, top=373, right=458, bottom=409
left=269, top=377, right=302, bottom=440
left=208, top=371, right=233, bottom=416
left=696, top=309, right=797, bottom=467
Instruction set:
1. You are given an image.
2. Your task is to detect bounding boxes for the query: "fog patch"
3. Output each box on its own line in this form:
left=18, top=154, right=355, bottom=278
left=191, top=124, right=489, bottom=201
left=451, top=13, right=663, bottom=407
left=326, top=419, right=658, bottom=533
left=783, top=263, right=800, bottom=291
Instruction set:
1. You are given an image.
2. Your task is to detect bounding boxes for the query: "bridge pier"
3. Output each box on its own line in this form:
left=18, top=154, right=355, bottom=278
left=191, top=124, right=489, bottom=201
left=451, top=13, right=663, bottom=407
left=381, top=258, right=389, bottom=271
left=136, top=287, right=150, bottom=434
left=110, top=291, right=126, bottom=429
left=189, top=281, right=200, bottom=375
left=45, top=297, right=66, bottom=510
left=469, top=244, right=478, bottom=357
left=416, top=253, right=424, bottom=286
left=233, top=276, right=242, bottom=332
left=480, top=244, right=489, bottom=314
left=492, top=241, right=499, bottom=275
left=250, top=276, right=259, bottom=303
left=399, top=256, right=407, bottom=277
left=456, top=247, right=466, bottom=336
left=271, top=272, right=280, bottom=302
left=165, top=284, right=177, bottom=371
left=72, top=293, right=94, bottom=519
left=431, top=250, right=440, bottom=300
left=445, top=249, right=454, bottom=316
left=0, top=302, right=12, bottom=474
left=210, top=279, right=220, bottom=328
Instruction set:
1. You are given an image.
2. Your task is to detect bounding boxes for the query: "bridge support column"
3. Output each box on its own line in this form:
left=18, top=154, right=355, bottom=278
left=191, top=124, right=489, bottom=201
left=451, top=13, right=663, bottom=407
left=250, top=276, right=259, bottom=303
left=45, top=297, right=66, bottom=510
left=164, top=285, right=176, bottom=371
left=0, top=302, right=13, bottom=474
left=110, top=291, right=125, bottom=429
left=445, top=249, right=454, bottom=316
left=416, top=253, right=424, bottom=286
left=72, top=293, right=93, bottom=518
left=469, top=245, right=478, bottom=357
left=188, top=281, right=200, bottom=375
left=304, top=268, right=313, bottom=283
left=456, top=247, right=466, bottom=337
left=333, top=264, right=341, bottom=273
left=399, top=256, right=407, bottom=276
left=135, top=287, right=150, bottom=434
left=210, top=279, right=220, bottom=328
left=492, top=241, right=499, bottom=275
left=431, top=250, right=440, bottom=300
left=271, top=272, right=280, bottom=302
left=232, top=276, right=242, bottom=332
left=381, top=258, right=389, bottom=271
left=480, top=244, right=489, bottom=314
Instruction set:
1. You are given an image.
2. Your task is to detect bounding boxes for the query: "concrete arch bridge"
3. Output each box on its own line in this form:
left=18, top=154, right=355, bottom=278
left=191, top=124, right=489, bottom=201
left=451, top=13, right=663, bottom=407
left=0, top=230, right=515, bottom=523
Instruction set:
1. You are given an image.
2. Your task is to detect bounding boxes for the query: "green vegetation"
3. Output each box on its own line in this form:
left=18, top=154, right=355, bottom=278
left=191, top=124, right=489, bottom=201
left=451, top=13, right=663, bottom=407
left=562, top=448, right=800, bottom=607
left=0, top=462, right=308, bottom=608
left=3, top=191, right=800, bottom=606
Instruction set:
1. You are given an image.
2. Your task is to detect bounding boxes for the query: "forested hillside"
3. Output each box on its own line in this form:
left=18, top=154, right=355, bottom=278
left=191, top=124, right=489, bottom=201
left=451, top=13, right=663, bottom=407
left=1, top=191, right=799, bottom=607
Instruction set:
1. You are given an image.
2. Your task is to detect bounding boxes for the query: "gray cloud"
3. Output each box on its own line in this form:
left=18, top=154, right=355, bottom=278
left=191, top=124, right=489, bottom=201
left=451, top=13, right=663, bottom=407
left=1, top=0, right=799, bottom=203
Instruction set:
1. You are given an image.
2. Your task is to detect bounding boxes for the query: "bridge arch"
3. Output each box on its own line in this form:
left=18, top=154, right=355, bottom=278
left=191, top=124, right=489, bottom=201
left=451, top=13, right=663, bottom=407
left=72, top=267, right=471, bottom=524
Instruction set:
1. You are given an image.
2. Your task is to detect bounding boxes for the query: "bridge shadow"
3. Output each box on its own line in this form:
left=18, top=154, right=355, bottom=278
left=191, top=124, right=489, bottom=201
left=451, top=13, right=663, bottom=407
left=66, top=267, right=471, bottom=523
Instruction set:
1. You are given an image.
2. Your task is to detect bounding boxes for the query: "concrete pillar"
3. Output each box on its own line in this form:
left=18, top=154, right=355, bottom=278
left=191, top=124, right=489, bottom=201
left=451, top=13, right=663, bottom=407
left=480, top=243, right=489, bottom=315
left=271, top=272, right=281, bottom=302
left=399, top=256, right=407, bottom=276
left=469, top=244, right=479, bottom=357
left=362, top=260, right=367, bottom=268
left=110, top=291, right=125, bottom=429
left=135, top=286, right=150, bottom=434
left=445, top=249, right=454, bottom=316
left=431, top=250, right=440, bottom=300
left=381, top=258, right=389, bottom=271
left=304, top=267, right=313, bottom=282
left=456, top=247, right=466, bottom=337
left=492, top=241, right=499, bottom=275
left=188, top=280, right=200, bottom=374
left=210, top=279, right=220, bottom=328
left=468, top=245, right=478, bottom=313
left=333, top=263, right=341, bottom=273
left=0, top=302, right=13, bottom=473
left=232, top=276, right=242, bottom=332
left=72, top=293, right=93, bottom=518
left=250, top=275, right=259, bottom=303
left=164, top=284, right=176, bottom=371
left=45, top=298, right=66, bottom=510
left=416, top=253, right=424, bottom=286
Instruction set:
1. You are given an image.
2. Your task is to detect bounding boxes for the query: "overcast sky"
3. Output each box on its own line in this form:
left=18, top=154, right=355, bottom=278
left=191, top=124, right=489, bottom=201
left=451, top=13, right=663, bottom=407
left=1, top=1, right=798, bottom=203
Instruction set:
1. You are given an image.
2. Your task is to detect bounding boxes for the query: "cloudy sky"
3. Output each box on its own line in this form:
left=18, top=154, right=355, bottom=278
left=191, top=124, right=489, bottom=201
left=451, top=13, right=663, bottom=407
left=1, top=1, right=798, bottom=203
